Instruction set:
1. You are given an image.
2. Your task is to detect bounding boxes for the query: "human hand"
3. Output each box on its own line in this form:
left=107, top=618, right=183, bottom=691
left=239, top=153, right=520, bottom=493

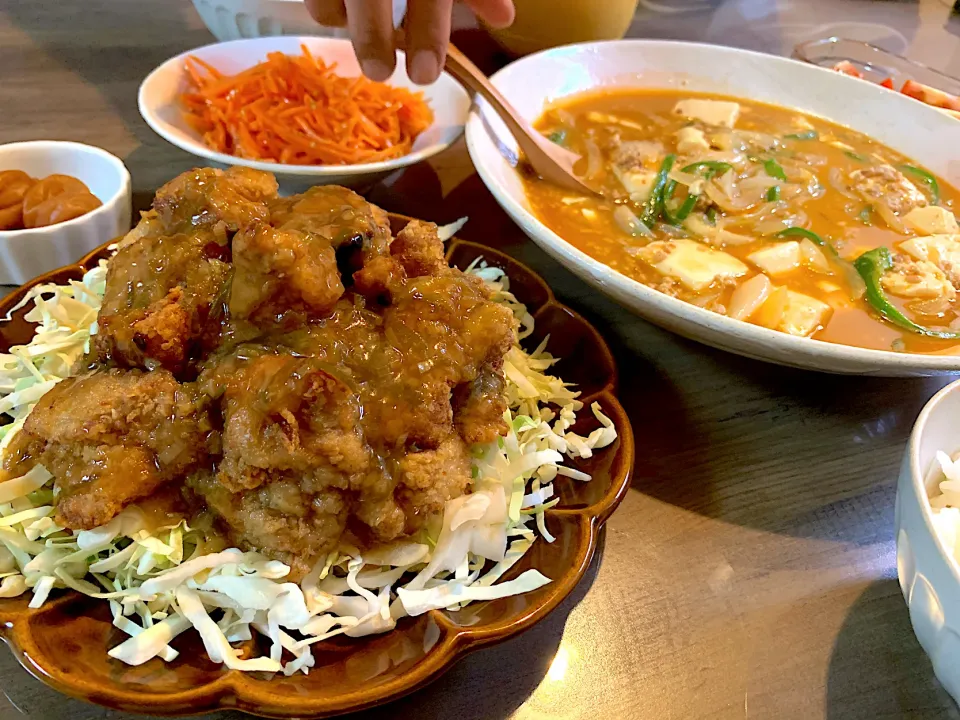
left=304, top=0, right=515, bottom=85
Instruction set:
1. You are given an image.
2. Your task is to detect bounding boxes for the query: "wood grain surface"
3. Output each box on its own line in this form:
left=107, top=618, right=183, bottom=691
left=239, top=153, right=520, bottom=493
left=2, top=1, right=960, bottom=718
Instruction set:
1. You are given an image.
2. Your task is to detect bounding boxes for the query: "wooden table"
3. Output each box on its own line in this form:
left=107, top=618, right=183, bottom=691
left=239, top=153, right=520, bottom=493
left=2, top=1, right=960, bottom=718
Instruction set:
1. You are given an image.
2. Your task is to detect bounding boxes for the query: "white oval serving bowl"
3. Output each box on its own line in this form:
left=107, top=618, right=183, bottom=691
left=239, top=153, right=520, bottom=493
left=190, top=0, right=406, bottom=42
left=465, top=39, right=960, bottom=375
left=139, top=36, right=469, bottom=191
left=897, top=379, right=960, bottom=703
left=0, top=141, right=131, bottom=285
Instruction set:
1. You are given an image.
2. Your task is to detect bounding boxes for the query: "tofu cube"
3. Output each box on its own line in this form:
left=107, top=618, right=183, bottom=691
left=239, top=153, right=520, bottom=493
left=881, top=257, right=955, bottom=299
left=899, top=233, right=960, bottom=286
left=672, top=99, right=741, bottom=128
left=614, top=168, right=657, bottom=200
left=638, top=239, right=748, bottom=291
left=747, top=241, right=801, bottom=276
left=779, top=290, right=832, bottom=337
left=904, top=206, right=960, bottom=235
left=849, top=165, right=928, bottom=216
left=676, top=126, right=711, bottom=154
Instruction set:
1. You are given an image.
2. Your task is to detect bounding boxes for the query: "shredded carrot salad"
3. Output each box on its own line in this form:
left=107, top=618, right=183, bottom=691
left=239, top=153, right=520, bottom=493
left=180, top=45, right=434, bottom=166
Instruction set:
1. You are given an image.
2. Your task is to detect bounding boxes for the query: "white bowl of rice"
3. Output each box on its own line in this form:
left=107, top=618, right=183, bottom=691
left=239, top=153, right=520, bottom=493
left=896, top=379, right=960, bottom=703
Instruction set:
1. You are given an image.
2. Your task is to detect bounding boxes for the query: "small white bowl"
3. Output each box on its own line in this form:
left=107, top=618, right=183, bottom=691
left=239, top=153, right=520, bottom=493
left=190, top=0, right=406, bottom=42
left=465, top=39, right=960, bottom=375
left=0, top=141, right=131, bottom=285
left=138, top=36, right=469, bottom=191
left=897, top=379, right=960, bottom=704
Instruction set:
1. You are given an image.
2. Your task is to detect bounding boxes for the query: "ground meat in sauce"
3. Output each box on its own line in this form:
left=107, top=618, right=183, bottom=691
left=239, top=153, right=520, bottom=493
left=7, top=169, right=518, bottom=577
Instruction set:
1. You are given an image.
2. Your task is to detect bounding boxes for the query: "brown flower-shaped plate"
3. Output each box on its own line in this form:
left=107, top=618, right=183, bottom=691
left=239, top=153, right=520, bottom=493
left=0, top=214, right=634, bottom=718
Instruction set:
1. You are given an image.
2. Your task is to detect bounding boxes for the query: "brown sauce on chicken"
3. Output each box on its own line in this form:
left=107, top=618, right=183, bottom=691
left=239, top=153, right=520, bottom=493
left=4, top=167, right=516, bottom=579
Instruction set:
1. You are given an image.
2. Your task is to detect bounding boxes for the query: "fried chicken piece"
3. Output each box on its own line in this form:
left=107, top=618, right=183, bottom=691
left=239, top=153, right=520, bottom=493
left=453, top=363, right=508, bottom=444
left=10, top=369, right=213, bottom=530
left=269, top=186, right=393, bottom=281
left=394, top=435, right=472, bottom=534
left=352, top=220, right=448, bottom=303
left=371, top=274, right=516, bottom=449
left=192, top=350, right=377, bottom=573
left=90, top=232, right=231, bottom=373
left=352, top=255, right=407, bottom=304
left=229, top=223, right=344, bottom=326
left=154, top=167, right=278, bottom=232
left=390, top=220, right=447, bottom=278
left=187, top=470, right=347, bottom=582
left=201, top=350, right=372, bottom=493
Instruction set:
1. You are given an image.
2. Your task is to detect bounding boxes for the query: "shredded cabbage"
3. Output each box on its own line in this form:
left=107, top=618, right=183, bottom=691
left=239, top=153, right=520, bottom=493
left=0, top=246, right=617, bottom=674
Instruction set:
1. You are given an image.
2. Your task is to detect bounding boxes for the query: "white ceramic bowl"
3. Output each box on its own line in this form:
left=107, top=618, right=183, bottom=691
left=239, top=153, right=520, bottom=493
left=465, top=40, right=960, bottom=376
left=138, top=36, right=469, bottom=191
left=897, top=379, right=960, bottom=703
left=190, top=0, right=406, bottom=42
left=0, top=141, right=131, bottom=285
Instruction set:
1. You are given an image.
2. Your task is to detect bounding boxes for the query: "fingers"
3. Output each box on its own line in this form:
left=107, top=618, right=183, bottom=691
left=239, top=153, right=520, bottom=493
left=344, top=0, right=396, bottom=81
left=404, top=0, right=453, bottom=85
left=303, top=0, right=347, bottom=26
left=464, top=0, right=515, bottom=28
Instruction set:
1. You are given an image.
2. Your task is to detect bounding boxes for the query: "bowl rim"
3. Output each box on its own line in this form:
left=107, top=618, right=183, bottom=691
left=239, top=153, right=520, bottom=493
left=0, top=140, right=131, bottom=240
left=137, top=36, right=468, bottom=177
left=464, top=38, right=960, bottom=372
left=0, top=214, right=635, bottom=718
left=908, top=378, right=960, bottom=588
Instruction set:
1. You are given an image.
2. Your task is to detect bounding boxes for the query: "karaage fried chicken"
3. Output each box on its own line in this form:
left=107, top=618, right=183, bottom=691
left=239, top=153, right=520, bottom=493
left=229, top=223, right=344, bottom=327
left=90, top=232, right=231, bottom=373
left=4, top=369, right=214, bottom=529
left=31, top=167, right=518, bottom=574
left=154, top=166, right=278, bottom=233
left=269, top=185, right=393, bottom=276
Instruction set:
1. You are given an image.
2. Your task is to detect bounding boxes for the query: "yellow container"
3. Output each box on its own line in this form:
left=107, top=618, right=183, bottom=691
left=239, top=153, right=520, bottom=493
left=485, top=0, right=640, bottom=56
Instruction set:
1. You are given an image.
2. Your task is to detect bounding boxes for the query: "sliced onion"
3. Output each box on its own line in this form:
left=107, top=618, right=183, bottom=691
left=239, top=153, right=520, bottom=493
left=738, top=130, right=779, bottom=150
left=683, top=212, right=724, bottom=238
left=908, top=296, right=954, bottom=315
left=613, top=205, right=653, bottom=238
left=716, top=168, right=736, bottom=196
left=728, top=274, right=773, bottom=321
left=792, top=152, right=828, bottom=167
left=716, top=229, right=756, bottom=246
left=691, top=292, right=720, bottom=309
left=799, top=238, right=831, bottom=273
left=828, top=167, right=860, bottom=200
left=667, top=169, right=700, bottom=186
left=753, top=217, right=795, bottom=235
left=704, top=180, right=756, bottom=213
left=740, top=173, right=781, bottom=192
left=584, top=135, right=602, bottom=179
left=654, top=222, right=688, bottom=238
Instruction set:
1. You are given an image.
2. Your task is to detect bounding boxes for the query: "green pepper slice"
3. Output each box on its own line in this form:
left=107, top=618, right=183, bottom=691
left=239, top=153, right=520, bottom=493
left=640, top=154, right=676, bottom=228
left=784, top=130, right=818, bottom=140
left=766, top=186, right=781, bottom=202
left=853, top=247, right=960, bottom=339
left=547, top=129, right=567, bottom=146
left=680, top=160, right=733, bottom=178
left=764, top=158, right=787, bottom=181
left=661, top=161, right=733, bottom=225
left=900, top=164, right=940, bottom=205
